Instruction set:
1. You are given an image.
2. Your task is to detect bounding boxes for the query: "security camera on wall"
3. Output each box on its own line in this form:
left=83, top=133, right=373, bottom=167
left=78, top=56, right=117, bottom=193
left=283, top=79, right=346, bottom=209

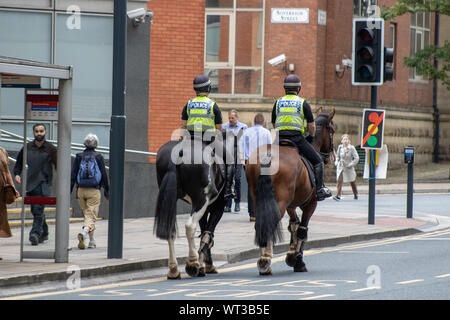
left=268, top=54, right=286, bottom=66
left=127, top=8, right=147, bottom=19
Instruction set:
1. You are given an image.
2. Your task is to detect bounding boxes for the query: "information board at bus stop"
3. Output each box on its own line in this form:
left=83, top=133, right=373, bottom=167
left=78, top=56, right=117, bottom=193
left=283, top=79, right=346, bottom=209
left=26, top=94, right=58, bottom=121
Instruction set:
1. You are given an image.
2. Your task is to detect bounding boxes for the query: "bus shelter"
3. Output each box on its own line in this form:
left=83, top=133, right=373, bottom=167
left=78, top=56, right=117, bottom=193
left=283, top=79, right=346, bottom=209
left=0, top=56, right=73, bottom=263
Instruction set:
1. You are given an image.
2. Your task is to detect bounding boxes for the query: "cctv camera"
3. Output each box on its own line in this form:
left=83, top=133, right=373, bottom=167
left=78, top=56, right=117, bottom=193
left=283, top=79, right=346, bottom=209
left=268, top=54, right=286, bottom=66
left=127, top=8, right=146, bottom=19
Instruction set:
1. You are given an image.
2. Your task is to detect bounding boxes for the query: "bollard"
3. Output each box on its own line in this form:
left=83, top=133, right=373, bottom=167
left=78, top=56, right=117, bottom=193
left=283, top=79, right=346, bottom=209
left=404, top=146, right=414, bottom=219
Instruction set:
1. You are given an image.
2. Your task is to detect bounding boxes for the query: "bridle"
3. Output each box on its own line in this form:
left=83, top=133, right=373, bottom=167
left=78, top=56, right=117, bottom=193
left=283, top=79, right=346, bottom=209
left=314, top=115, right=335, bottom=164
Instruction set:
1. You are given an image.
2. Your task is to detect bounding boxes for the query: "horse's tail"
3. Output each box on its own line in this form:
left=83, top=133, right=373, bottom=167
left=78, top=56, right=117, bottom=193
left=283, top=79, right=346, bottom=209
left=154, top=159, right=178, bottom=240
left=254, top=172, right=283, bottom=247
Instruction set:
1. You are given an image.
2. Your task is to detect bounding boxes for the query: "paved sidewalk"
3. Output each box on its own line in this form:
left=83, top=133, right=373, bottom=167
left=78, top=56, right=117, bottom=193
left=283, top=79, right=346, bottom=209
left=0, top=181, right=449, bottom=298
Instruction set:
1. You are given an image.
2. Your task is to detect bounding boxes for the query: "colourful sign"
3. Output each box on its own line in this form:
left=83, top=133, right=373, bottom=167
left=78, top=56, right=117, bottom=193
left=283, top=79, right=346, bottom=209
left=361, top=108, right=385, bottom=150
left=26, top=94, right=58, bottom=121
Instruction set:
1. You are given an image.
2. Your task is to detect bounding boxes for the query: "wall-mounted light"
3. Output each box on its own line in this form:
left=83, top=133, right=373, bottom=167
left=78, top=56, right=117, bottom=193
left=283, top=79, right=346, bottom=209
left=335, top=56, right=352, bottom=79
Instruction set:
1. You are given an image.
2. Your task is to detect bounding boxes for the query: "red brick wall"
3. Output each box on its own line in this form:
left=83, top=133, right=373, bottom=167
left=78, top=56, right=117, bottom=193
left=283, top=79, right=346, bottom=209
left=147, top=0, right=205, bottom=158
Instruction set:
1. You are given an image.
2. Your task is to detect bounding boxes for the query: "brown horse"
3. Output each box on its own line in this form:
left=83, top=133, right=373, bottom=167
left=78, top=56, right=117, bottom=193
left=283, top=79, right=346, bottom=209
left=246, top=108, right=335, bottom=275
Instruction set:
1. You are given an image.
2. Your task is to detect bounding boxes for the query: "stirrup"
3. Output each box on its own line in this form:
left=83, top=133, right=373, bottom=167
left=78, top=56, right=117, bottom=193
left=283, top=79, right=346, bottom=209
left=317, top=187, right=332, bottom=201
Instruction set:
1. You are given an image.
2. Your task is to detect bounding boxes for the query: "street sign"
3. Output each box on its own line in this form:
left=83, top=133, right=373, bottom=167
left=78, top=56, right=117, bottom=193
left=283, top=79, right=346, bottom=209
left=361, top=108, right=385, bottom=149
left=26, top=94, right=59, bottom=121
left=1, top=73, right=40, bottom=88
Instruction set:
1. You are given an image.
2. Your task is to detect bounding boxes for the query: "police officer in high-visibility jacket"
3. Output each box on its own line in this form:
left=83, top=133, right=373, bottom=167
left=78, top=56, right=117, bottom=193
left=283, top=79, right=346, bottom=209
left=181, top=74, right=235, bottom=200
left=271, top=74, right=332, bottom=201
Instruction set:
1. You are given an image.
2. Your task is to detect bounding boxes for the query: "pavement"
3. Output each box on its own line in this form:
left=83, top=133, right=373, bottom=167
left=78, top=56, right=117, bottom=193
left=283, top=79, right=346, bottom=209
left=0, top=180, right=449, bottom=298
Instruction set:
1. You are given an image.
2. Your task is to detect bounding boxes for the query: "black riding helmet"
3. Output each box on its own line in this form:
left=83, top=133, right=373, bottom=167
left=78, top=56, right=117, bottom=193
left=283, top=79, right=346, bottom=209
left=283, top=74, right=301, bottom=93
left=193, top=74, right=211, bottom=93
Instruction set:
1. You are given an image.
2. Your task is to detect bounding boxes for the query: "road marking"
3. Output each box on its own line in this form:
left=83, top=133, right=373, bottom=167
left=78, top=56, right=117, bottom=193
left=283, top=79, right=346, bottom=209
left=435, top=273, right=450, bottom=278
left=338, top=250, right=408, bottom=254
left=351, top=286, right=381, bottom=292
left=300, top=294, right=335, bottom=300
left=396, top=279, right=424, bottom=285
left=5, top=229, right=450, bottom=300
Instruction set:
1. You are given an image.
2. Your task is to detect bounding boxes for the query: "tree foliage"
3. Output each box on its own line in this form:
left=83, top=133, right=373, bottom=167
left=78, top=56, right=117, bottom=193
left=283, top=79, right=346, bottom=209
left=381, top=0, right=450, bottom=89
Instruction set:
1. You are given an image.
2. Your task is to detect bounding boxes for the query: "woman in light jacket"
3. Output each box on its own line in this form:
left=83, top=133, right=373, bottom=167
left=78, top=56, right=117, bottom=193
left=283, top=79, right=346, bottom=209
left=333, top=134, right=359, bottom=201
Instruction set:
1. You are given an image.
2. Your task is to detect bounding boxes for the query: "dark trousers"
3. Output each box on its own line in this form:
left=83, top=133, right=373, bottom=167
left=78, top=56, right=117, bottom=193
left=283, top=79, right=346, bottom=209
left=280, top=134, right=322, bottom=166
left=248, top=185, right=254, bottom=217
left=27, top=183, right=50, bottom=240
left=226, top=164, right=242, bottom=207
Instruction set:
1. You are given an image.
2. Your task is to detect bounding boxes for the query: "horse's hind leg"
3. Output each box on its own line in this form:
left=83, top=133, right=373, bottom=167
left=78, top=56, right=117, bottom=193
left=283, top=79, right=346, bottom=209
left=285, top=207, right=309, bottom=272
left=167, top=236, right=181, bottom=279
left=185, top=198, right=210, bottom=277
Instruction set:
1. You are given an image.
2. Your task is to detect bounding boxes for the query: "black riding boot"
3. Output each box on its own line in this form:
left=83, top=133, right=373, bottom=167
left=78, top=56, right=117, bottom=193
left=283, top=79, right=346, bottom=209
left=224, top=164, right=235, bottom=200
left=314, top=163, right=332, bottom=201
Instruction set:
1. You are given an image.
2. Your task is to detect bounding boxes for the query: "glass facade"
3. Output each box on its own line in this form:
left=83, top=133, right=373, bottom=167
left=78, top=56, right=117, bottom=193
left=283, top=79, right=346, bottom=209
left=0, top=7, right=113, bottom=151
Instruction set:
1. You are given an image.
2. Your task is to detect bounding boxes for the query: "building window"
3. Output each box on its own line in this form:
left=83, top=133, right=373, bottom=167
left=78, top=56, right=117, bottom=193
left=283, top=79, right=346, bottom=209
left=389, top=23, right=397, bottom=80
left=205, top=0, right=264, bottom=96
left=353, top=0, right=377, bottom=17
left=409, top=10, right=431, bottom=81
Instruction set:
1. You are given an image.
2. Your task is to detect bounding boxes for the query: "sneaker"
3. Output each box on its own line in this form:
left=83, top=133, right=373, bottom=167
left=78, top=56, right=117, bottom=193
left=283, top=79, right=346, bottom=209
left=224, top=206, right=231, bottom=213
left=234, top=203, right=240, bottom=212
left=88, top=239, right=96, bottom=249
left=39, top=234, right=48, bottom=243
left=354, top=195, right=358, bottom=200
left=333, top=195, right=341, bottom=201
left=249, top=217, right=256, bottom=222
left=77, top=230, right=88, bottom=250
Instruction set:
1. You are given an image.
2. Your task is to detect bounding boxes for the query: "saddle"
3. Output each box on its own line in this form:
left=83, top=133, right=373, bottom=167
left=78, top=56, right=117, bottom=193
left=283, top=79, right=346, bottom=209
left=279, top=139, right=316, bottom=188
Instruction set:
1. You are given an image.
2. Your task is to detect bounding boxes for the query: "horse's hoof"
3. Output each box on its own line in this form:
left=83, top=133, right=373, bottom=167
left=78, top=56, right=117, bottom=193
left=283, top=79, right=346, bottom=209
left=259, top=267, right=272, bottom=276
left=285, top=252, right=300, bottom=267
left=257, top=258, right=271, bottom=275
left=185, top=262, right=200, bottom=277
left=293, top=260, right=308, bottom=272
left=167, top=271, right=181, bottom=280
left=205, top=264, right=218, bottom=274
left=198, top=267, right=206, bottom=277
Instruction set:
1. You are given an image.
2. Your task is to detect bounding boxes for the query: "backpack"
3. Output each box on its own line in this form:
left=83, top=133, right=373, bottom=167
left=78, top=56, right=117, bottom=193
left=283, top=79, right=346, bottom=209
left=77, top=152, right=102, bottom=188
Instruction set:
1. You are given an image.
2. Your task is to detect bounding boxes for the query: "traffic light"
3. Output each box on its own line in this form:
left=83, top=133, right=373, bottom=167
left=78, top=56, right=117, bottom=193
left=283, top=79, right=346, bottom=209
left=384, top=47, right=394, bottom=82
left=361, top=108, right=385, bottom=149
left=352, top=18, right=384, bottom=86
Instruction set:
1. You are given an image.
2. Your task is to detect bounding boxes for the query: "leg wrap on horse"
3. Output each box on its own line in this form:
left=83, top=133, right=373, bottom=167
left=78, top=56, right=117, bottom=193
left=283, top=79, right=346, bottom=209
left=199, top=231, right=214, bottom=255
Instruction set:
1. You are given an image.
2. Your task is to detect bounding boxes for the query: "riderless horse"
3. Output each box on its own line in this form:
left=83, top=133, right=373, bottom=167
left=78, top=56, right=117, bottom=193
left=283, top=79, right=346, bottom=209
left=154, top=130, right=236, bottom=279
left=246, top=107, right=335, bottom=275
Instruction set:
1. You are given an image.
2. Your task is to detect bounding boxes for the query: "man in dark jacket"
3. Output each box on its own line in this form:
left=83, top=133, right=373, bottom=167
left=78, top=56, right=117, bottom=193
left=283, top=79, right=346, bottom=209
left=14, top=123, right=57, bottom=246
left=70, top=133, right=109, bottom=249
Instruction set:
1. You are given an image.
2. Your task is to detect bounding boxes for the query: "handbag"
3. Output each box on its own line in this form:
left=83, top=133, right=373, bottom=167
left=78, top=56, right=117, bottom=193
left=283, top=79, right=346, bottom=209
left=3, top=184, right=17, bottom=205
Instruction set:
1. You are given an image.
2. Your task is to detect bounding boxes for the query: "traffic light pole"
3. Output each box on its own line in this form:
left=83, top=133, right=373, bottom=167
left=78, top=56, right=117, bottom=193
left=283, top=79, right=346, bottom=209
left=368, top=85, right=377, bottom=225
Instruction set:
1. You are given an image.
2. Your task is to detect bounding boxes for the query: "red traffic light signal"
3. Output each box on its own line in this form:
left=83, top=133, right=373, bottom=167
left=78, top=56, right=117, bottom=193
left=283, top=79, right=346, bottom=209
left=361, top=109, right=385, bottom=149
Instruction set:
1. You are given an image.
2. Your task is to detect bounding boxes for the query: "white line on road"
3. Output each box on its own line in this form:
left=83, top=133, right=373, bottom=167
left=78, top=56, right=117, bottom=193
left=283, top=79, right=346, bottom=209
left=435, top=273, right=450, bottom=278
left=338, top=250, right=408, bottom=254
left=300, top=294, right=335, bottom=300
left=396, top=279, right=424, bottom=285
left=351, top=286, right=381, bottom=292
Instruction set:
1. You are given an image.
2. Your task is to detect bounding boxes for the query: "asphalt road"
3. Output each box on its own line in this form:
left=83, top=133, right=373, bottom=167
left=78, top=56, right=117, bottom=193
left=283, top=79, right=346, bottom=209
left=13, top=227, right=450, bottom=301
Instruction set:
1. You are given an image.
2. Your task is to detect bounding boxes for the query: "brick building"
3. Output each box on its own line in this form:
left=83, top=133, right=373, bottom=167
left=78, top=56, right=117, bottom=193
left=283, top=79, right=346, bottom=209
left=147, top=0, right=449, bottom=167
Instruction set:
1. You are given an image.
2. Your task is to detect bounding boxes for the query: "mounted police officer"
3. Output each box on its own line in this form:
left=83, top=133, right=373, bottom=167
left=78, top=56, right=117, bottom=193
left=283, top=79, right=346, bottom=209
left=181, top=74, right=235, bottom=200
left=271, top=74, right=332, bottom=201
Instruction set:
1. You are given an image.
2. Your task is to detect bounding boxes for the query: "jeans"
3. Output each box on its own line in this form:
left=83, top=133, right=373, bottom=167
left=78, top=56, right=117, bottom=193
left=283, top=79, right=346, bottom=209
left=226, top=164, right=242, bottom=207
left=27, top=183, right=51, bottom=240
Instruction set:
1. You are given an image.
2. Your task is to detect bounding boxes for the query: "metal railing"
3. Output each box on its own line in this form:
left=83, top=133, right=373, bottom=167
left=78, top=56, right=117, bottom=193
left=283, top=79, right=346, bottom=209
left=1, top=129, right=157, bottom=168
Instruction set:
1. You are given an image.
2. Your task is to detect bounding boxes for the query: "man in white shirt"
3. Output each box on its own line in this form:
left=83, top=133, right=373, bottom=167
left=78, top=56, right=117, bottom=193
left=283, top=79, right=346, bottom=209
left=242, top=113, right=272, bottom=221
left=223, top=110, right=248, bottom=213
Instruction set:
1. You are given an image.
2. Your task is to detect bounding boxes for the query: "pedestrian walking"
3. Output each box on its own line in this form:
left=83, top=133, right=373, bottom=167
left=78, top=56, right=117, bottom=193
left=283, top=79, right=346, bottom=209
left=0, top=146, right=20, bottom=258
left=242, top=113, right=272, bottom=221
left=333, top=134, right=359, bottom=201
left=223, top=110, right=247, bottom=213
left=13, top=124, right=57, bottom=246
left=71, top=133, right=109, bottom=249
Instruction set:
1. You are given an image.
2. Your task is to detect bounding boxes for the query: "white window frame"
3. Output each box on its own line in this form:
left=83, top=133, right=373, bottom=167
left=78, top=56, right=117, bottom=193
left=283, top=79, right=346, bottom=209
left=409, top=11, right=431, bottom=83
left=205, top=0, right=265, bottom=97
